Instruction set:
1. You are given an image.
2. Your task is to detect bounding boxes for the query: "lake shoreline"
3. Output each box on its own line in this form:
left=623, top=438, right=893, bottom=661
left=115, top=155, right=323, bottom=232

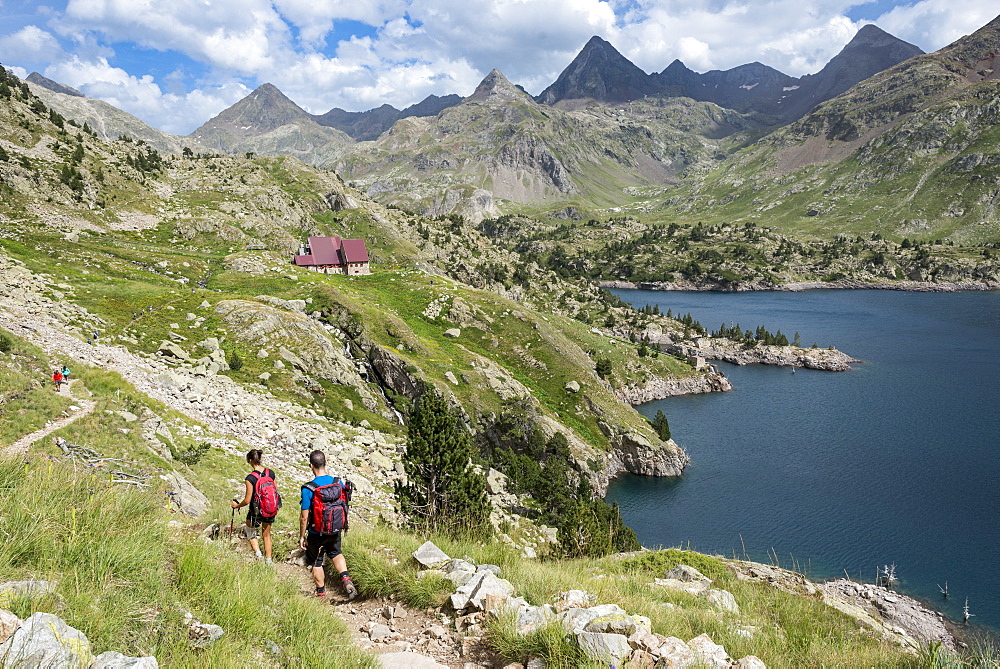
left=600, top=279, right=1000, bottom=293
left=607, top=289, right=1000, bottom=634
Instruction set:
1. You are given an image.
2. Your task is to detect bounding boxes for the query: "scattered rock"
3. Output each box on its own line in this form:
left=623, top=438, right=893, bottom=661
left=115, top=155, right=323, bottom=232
left=369, top=623, right=393, bottom=642
left=413, top=541, right=451, bottom=569
left=0, top=610, right=20, bottom=644
left=564, top=380, right=580, bottom=393
left=379, top=652, right=448, bottom=668
left=0, top=612, right=94, bottom=668
left=576, top=631, right=632, bottom=665
left=554, top=590, right=596, bottom=611
left=443, top=328, right=461, bottom=338
left=733, top=656, right=767, bottom=668
left=90, top=650, right=159, bottom=668
left=188, top=623, right=224, bottom=648
left=700, top=589, right=739, bottom=613
left=0, top=580, right=57, bottom=607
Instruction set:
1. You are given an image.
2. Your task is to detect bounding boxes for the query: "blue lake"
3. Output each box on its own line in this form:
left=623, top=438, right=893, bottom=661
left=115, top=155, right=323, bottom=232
left=606, top=289, right=1000, bottom=632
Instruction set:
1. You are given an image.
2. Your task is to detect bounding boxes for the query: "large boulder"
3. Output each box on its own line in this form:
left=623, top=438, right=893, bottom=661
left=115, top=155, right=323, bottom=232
left=160, top=471, right=210, bottom=517
left=653, top=636, right=695, bottom=665
left=156, top=341, right=188, bottom=360
left=0, top=612, right=94, bottom=668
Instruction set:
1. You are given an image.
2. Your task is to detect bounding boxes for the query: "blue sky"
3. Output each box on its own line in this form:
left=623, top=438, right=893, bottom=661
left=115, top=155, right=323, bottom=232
left=0, top=1, right=995, bottom=134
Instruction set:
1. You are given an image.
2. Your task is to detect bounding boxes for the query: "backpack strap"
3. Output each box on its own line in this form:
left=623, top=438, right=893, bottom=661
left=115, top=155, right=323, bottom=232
left=303, top=481, right=319, bottom=493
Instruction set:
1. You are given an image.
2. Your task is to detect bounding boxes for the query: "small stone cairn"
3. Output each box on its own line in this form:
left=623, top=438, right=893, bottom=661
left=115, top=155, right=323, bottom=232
left=411, top=542, right=766, bottom=668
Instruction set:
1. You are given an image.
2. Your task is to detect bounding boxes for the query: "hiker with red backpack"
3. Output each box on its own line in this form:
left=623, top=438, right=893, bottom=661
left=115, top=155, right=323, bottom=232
left=231, top=449, right=281, bottom=563
left=299, top=450, right=357, bottom=601
left=52, top=369, right=64, bottom=392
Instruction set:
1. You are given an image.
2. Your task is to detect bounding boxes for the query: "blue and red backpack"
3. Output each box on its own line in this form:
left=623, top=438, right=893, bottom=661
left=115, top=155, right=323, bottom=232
left=303, top=478, right=352, bottom=534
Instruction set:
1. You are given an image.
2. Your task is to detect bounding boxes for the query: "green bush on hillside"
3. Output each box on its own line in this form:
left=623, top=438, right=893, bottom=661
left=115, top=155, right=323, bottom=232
left=485, top=412, right=639, bottom=558
left=0, top=332, right=11, bottom=353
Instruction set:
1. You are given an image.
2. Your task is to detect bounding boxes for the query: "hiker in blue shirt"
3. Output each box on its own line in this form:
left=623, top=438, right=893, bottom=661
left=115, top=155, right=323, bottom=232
left=299, top=450, right=357, bottom=601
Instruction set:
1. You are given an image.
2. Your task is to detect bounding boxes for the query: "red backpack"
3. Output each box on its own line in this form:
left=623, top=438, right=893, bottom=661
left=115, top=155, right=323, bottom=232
left=250, top=468, right=282, bottom=518
left=303, top=478, right=352, bottom=534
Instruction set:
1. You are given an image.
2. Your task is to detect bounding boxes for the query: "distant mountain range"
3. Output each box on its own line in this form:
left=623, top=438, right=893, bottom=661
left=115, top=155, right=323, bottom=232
left=539, top=26, right=923, bottom=122
left=28, top=20, right=976, bottom=226
left=660, top=13, right=1000, bottom=243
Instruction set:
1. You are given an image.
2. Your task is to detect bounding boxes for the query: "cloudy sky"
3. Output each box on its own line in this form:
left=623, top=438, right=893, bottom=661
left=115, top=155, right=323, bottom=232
left=0, top=1, right=995, bottom=134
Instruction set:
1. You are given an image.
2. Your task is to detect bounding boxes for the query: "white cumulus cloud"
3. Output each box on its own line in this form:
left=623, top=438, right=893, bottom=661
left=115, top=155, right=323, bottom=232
left=45, top=56, right=248, bottom=134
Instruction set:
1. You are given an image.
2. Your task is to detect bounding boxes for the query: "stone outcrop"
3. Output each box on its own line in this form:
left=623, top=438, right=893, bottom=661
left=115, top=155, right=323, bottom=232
left=604, top=429, right=690, bottom=481
left=729, top=561, right=956, bottom=653
left=160, top=471, right=210, bottom=517
left=214, top=299, right=382, bottom=409
left=616, top=372, right=733, bottom=404
left=412, top=544, right=764, bottom=668
left=668, top=339, right=859, bottom=371
left=819, top=579, right=956, bottom=652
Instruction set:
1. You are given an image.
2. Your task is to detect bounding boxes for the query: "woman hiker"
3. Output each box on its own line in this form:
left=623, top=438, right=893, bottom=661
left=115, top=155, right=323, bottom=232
left=52, top=368, right=64, bottom=392
left=231, top=449, right=279, bottom=563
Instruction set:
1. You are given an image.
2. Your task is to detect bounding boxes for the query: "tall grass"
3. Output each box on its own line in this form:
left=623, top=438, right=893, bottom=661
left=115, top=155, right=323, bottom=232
left=0, top=457, right=374, bottom=667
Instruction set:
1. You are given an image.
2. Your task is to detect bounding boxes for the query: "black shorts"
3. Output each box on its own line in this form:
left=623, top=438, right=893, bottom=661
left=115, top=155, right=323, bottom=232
left=247, top=508, right=275, bottom=528
left=305, top=532, right=342, bottom=567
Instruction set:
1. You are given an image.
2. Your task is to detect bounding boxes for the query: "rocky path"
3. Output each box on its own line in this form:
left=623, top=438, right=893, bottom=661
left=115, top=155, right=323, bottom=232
left=3, top=380, right=97, bottom=456
left=0, top=302, right=402, bottom=521
left=251, top=540, right=476, bottom=668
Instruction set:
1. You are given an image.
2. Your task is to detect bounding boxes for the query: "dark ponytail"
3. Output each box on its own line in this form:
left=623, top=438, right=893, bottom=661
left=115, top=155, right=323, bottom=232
left=246, top=449, right=263, bottom=467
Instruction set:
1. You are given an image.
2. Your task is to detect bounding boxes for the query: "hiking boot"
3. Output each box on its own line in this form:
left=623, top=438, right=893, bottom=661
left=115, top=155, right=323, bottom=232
left=315, top=589, right=327, bottom=601
left=341, top=576, right=358, bottom=601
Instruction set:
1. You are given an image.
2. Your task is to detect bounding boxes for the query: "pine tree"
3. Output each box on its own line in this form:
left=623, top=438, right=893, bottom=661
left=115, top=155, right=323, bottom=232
left=395, top=387, right=490, bottom=537
left=649, top=410, right=671, bottom=440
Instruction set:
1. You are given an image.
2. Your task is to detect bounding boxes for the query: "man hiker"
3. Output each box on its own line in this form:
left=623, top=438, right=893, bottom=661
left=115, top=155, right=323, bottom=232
left=61, top=365, right=70, bottom=382
left=231, top=449, right=279, bottom=562
left=299, top=450, right=357, bottom=601
left=52, top=369, right=63, bottom=391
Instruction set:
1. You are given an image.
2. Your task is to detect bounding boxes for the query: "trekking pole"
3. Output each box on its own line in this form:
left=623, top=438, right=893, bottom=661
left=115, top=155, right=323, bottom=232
left=229, top=500, right=236, bottom=536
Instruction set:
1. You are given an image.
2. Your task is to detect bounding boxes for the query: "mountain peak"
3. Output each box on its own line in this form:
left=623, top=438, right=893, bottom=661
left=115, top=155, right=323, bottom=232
left=26, top=72, right=83, bottom=97
left=189, top=82, right=315, bottom=147
left=469, top=69, right=530, bottom=101
left=537, top=36, right=660, bottom=105
left=803, top=24, right=923, bottom=104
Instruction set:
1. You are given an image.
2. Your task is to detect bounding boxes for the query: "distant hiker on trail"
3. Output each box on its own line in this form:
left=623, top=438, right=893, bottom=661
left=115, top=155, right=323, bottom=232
left=299, top=450, right=357, bottom=601
left=52, top=369, right=63, bottom=391
left=231, top=449, right=281, bottom=563
left=61, top=365, right=70, bottom=382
